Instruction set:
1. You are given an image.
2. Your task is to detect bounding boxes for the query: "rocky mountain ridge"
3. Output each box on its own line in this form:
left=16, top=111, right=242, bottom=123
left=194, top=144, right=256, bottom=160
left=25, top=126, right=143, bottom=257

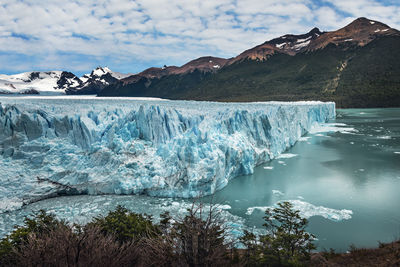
left=99, top=17, right=400, bottom=108
left=0, top=67, right=130, bottom=95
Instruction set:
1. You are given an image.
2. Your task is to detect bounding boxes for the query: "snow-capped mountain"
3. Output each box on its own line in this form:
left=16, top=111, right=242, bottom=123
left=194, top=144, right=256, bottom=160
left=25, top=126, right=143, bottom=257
left=66, top=67, right=132, bottom=95
left=0, top=71, right=78, bottom=95
left=0, top=67, right=129, bottom=95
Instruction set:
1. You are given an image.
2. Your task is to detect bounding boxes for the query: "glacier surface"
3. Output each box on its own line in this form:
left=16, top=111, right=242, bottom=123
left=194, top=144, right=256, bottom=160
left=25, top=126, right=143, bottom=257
left=0, top=97, right=335, bottom=211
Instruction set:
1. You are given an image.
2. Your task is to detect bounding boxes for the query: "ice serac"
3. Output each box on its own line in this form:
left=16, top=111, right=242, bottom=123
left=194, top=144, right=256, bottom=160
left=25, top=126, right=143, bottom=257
left=0, top=98, right=335, bottom=209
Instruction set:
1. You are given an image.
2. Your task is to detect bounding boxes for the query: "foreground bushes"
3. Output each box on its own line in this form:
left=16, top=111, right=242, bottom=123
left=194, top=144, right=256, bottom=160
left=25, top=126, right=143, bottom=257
left=0, top=202, right=315, bottom=266
left=240, top=202, right=316, bottom=266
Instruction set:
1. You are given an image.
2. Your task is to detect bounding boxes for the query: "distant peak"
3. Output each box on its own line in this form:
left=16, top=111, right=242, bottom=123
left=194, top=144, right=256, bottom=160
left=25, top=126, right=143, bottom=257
left=346, top=17, right=388, bottom=28
left=91, top=66, right=112, bottom=76
left=309, top=27, right=321, bottom=34
left=355, top=17, right=369, bottom=22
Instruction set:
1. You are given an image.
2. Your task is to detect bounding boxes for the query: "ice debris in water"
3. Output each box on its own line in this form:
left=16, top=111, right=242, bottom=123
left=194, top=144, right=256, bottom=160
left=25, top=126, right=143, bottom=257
left=0, top=97, right=335, bottom=211
left=309, top=123, right=357, bottom=134
left=0, top=195, right=240, bottom=240
left=377, top=136, right=391, bottom=140
left=276, top=153, right=298, bottom=159
left=246, top=200, right=353, bottom=222
left=0, top=197, right=23, bottom=212
left=272, top=190, right=284, bottom=196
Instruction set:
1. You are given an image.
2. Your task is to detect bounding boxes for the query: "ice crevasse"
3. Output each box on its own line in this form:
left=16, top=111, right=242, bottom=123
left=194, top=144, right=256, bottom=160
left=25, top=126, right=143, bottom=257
left=0, top=98, right=335, bottom=209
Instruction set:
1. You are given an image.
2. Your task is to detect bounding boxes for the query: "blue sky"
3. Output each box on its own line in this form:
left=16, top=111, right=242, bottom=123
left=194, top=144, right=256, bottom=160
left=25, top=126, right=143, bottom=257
left=0, top=0, right=399, bottom=76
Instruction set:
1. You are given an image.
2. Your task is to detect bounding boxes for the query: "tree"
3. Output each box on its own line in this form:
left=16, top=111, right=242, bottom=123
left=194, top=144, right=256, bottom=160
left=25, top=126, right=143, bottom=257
left=172, top=203, right=229, bottom=266
left=89, top=205, right=160, bottom=243
left=240, top=201, right=316, bottom=266
left=145, top=202, right=231, bottom=266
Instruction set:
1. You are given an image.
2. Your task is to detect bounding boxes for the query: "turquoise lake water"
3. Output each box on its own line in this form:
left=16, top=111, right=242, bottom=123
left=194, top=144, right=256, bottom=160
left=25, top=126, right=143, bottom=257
left=1, top=108, right=399, bottom=251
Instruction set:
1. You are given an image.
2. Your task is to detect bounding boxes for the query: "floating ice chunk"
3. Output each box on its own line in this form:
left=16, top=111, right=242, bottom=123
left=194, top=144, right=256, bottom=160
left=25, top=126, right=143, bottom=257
left=297, top=196, right=304, bottom=200
left=272, top=190, right=284, bottom=196
left=394, top=152, right=400, bottom=154
left=298, top=136, right=311, bottom=142
left=246, top=200, right=352, bottom=222
left=276, top=153, right=298, bottom=159
left=358, top=169, right=365, bottom=172
left=278, top=161, right=286, bottom=164
left=377, top=136, right=391, bottom=139
left=309, top=123, right=357, bottom=134
left=263, top=166, right=274, bottom=170
left=0, top=197, right=23, bottom=212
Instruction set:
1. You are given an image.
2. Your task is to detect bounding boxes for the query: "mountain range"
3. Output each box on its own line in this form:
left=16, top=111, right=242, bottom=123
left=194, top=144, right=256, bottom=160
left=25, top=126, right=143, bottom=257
left=1, top=17, right=399, bottom=108
left=0, top=67, right=131, bottom=95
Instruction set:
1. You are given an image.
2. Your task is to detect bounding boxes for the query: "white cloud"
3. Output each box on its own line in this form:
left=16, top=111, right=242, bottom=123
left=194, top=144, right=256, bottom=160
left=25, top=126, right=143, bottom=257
left=0, top=0, right=398, bottom=74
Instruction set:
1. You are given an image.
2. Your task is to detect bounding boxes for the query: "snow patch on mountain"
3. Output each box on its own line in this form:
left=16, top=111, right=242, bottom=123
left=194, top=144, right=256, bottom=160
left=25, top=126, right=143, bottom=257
left=294, top=40, right=311, bottom=50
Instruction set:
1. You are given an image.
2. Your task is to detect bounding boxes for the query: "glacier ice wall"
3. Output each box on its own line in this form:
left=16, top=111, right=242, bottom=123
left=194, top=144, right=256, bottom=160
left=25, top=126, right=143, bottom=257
left=0, top=97, right=335, bottom=209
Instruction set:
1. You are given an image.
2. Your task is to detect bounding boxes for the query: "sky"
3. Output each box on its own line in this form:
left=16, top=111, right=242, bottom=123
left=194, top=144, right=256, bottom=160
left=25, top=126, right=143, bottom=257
left=0, top=0, right=399, bottom=76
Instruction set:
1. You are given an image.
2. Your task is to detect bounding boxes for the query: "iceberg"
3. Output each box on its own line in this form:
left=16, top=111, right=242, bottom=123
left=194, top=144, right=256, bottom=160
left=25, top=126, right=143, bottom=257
left=0, top=97, right=335, bottom=210
left=246, top=200, right=353, bottom=222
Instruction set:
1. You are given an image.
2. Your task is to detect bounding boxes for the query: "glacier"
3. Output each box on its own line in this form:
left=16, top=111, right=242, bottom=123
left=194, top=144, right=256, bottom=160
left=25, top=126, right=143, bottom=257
left=0, top=97, right=335, bottom=211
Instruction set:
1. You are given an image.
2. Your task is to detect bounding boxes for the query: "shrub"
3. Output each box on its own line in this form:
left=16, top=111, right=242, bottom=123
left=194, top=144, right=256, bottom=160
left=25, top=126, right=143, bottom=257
left=171, top=203, right=230, bottom=266
left=0, top=210, right=65, bottom=266
left=89, top=205, right=161, bottom=243
left=140, top=203, right=231, bottom=266
left=15, top=225, right=139, bottom=267
left=240, top=201, right=316, bottom=266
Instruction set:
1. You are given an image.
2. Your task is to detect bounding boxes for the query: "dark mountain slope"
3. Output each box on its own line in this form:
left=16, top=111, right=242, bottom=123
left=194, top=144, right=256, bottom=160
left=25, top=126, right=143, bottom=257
left=99, top=36, right=400, bottom=107
left=99, top=18, right=400, bottom=108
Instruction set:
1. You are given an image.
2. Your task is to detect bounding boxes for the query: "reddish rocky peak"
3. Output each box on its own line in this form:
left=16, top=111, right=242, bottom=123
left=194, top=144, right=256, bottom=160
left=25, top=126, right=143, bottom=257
left=307, top=17, right=399, bottom=50
left=229, top=27, right=324, bottom=64
left=174, top=56, right=229, bottom=74
left=122, top=57, right=229, bottom=84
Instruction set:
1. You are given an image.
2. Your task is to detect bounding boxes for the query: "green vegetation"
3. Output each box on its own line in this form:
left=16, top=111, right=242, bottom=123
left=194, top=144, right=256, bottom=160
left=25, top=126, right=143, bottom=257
left=0, top=210, right=65, bottom=265
left=99, top=36, right=400, bottom=108
left=240, top=202, right=316, bottom=266
left=1, top=202, right=397, bottom=266
left=89, top=205, right=160, bottom=243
